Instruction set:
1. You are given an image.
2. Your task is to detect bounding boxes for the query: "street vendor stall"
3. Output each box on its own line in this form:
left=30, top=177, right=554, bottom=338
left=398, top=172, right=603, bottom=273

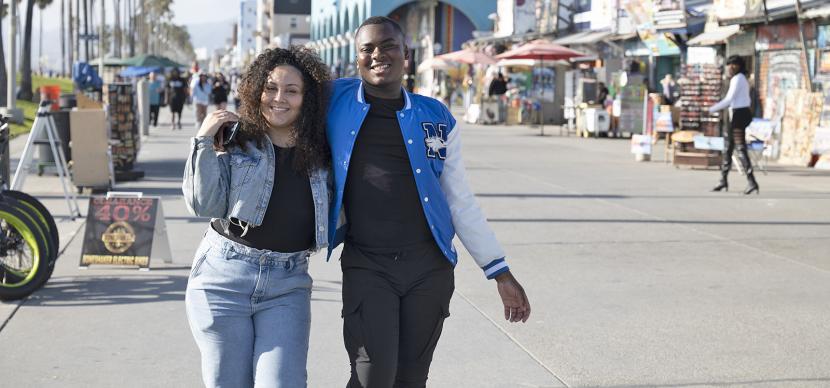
left=495, top=40, right=585, bottom=135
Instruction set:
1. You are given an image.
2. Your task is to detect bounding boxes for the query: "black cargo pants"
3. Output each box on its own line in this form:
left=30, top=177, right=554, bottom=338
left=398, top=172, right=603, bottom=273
left=340, top=242, right=454, bottom=388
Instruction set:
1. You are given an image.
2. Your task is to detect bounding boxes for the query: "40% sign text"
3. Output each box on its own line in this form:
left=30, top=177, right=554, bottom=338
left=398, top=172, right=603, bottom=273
left=93, top=197, right=154, bottom=223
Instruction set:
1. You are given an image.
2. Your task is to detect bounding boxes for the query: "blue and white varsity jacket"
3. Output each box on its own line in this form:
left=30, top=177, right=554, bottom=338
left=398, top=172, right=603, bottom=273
left=327, top=78, right=509, bottom=279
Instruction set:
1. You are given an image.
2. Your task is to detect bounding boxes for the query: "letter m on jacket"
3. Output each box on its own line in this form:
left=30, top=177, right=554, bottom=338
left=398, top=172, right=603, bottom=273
left=422, top=122, right=448, bottom=160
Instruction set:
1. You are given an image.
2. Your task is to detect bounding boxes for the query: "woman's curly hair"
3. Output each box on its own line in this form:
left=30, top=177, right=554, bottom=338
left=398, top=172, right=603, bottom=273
left=235, top=46, right=331, bottom=173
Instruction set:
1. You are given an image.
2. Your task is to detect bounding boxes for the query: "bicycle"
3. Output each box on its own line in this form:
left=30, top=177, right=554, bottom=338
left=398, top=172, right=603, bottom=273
left=0, top=115, right=60, bottom=300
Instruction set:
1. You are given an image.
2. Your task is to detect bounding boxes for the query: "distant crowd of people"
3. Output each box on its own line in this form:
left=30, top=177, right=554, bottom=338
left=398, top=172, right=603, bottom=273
left=145, top=68, right=241, bottom=130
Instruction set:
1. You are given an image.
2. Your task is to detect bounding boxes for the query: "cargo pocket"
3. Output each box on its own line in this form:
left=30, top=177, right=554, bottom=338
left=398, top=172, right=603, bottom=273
left=417, top=304, right=451, bottom=361
left=341, top=297, right=367, bottom=360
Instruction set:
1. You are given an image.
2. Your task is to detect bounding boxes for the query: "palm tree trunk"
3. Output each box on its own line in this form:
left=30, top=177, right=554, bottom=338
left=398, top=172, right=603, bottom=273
left=82, top=0, right=88, bottom=61
left=140, top=0, right=147, bottom=55
left=113, top=0, right=120, bottom=57
left=0, top=0, right=8, bottom=106
left=75, top=0, right=80, bottom=62
left=18, top=0, right=36, bottom=101
left=128, top=0, right=134, bottom=56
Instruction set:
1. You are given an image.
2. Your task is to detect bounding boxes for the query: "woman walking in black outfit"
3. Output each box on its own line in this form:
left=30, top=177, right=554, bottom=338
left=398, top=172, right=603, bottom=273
left=709, top=56, right=759, bottom=195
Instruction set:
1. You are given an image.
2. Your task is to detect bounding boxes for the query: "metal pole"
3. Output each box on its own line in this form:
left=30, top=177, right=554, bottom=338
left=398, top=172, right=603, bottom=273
left=99, top=0, right=105, bottom=77
left=794, top=0, right=814, bottom=92
left=8, top=0, right=17, bottom=111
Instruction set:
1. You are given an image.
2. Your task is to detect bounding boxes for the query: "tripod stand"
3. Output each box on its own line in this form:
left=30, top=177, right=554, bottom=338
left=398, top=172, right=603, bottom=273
left=10, top=101, right=81, bottom=219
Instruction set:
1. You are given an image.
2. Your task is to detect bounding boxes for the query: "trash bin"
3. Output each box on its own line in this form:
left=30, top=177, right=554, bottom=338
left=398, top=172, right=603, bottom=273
left=59, top=93, right=77, bottom=109
left=39, top=85, right=61, bottom=111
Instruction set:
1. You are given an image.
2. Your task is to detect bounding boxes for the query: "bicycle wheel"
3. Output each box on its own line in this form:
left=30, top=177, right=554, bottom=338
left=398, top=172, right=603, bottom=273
left=3, top=191, right=59, bottom=260
left=0, top=203, right=50, bottom=300
left=0, top=196, right=55, bottom=267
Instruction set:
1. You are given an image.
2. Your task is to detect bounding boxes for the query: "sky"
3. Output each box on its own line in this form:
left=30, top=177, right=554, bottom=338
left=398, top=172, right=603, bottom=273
left=5, top=0, right=241, bottom=71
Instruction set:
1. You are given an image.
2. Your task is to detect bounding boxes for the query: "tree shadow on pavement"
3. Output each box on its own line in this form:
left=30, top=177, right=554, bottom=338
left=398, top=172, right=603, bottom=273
left=24, top=274, right=187, bottom=307
left=22, top=274, right=344, bottom=307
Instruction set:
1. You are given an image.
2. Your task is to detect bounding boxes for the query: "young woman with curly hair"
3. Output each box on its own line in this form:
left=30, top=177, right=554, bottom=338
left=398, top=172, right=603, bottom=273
left=182, top=46, right=331, bottom=387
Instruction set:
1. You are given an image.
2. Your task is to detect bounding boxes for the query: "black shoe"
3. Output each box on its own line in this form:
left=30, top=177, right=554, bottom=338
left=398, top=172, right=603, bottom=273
left=711, top=182, right=728, bottom=192
left=743, top=183, right=759, bottom=195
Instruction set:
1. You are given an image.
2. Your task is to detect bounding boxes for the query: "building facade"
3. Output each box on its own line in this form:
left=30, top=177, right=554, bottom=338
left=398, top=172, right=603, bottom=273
left=271, top=0, right=312, bottom=48
left=307, top=0, right=496, bottom=77
left=238, top=0, right=258, bottom=67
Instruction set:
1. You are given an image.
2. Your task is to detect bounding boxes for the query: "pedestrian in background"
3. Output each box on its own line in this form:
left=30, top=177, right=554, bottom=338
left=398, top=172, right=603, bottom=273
left=488, top=72, right=508, bottom=97
left=212, top=72, right=231, bottom=110
left=661, top=73, right=678, bottom=105
left=183, top=46, right=331, bottom=387
left=190, top=72, right=213, bottom=130
left=327, top=16, right=531, bottom=388
left=709, top=55, right=759, bottom=195
left=231, top=72, right=242, bottom=111
left=147, top=72, right=163, bottom=127
left=166, top=68, right=188, bottom=130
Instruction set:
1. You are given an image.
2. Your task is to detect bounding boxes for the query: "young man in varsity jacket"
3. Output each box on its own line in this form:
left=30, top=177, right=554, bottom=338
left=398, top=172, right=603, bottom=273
left=327, top=16, right=531, bottom=388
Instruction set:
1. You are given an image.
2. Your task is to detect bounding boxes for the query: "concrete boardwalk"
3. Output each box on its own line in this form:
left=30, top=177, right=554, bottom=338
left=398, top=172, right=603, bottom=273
left=2, top=105, right=829, bottom=387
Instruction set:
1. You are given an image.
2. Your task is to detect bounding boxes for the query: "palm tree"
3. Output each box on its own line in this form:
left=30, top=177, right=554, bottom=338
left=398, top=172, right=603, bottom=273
left=18, top=0, right=50, bottom=100
left=113, top=0, right=120, bottom=57
left=18, top=0, right=35, bottom=101
left=37, top=0, right=51, bottom=74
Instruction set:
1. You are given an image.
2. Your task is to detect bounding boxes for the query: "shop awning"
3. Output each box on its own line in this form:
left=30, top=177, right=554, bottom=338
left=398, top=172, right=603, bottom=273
left=800, top=4, right=830, bottom=19
left=687, top=25, right=741, bottom=46
left=551, top=30, right=613, bottom=46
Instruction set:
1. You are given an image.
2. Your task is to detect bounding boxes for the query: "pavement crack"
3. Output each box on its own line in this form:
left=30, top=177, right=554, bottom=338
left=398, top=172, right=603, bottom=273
left=455, top=290, right=571, bottom=388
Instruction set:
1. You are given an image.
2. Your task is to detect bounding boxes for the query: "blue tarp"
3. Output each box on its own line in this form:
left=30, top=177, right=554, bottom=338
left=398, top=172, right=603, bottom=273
left=72, top=62, right=103, bottom=90
left=119, top=66, right=162, bottom=78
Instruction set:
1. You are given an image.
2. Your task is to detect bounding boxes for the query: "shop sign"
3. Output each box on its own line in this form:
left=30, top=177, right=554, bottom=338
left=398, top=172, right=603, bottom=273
left=654, top=111, right=674, bottom=132
left=687, top=47, right=717, bottom=65
left=573, top=0, right=615, bottom=31
left=652, top=0, right=686, bottom=30
left=631, top=134, right=652, bottom=154
left=80, top=195, right=171, bottom=268
left=693, top=135, right=725, bottom=151
left=639, top=30, right=680, bottom=56
left=619, top=74, right=646, bottom=134
left=713, top=0, right=765, bottom=23
left=814, top=127, right=830, bottom=155
left=756, top=23, right=815, bottom=51
left=623, top=0, right=654, bottom=30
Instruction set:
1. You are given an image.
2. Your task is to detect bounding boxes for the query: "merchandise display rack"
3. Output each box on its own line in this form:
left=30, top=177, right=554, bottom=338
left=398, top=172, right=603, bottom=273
left=679, top=63, right=722, bottom=136
left=104, top=83, right=144, bottom=181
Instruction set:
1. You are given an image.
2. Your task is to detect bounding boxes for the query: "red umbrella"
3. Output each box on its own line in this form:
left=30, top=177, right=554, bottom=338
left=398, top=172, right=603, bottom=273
left=496, top=40, right=585, bottom=135
left=437, top=48, right=496, bottom=65
left=495, top=40, right=585, bottom=61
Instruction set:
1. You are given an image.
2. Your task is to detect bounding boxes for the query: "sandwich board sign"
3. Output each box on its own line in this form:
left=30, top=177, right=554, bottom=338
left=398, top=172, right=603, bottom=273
left=79, top=192, right=172, bottom=269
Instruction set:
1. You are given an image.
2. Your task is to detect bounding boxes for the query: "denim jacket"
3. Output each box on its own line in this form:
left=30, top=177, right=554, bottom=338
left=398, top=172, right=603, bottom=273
left=182, top=135, right=329, bottom=252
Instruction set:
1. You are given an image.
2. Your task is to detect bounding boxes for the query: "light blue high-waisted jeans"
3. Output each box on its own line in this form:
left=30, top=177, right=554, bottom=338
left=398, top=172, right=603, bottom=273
left=185, top=226, right=312, bottom=388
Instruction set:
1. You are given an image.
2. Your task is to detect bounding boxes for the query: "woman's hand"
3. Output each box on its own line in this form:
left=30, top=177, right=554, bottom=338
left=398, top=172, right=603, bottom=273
left=197, top=109, right=238, bottom=138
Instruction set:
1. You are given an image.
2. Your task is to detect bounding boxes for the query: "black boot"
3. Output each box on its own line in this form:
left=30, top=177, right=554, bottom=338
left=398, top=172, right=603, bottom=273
left=736, top=144, right=759, bottom=195
left=712, top=171, right=729, bottom=192
left=712, top=179, right=728, bottom=192
left=743, top=172, right=759, bottom=195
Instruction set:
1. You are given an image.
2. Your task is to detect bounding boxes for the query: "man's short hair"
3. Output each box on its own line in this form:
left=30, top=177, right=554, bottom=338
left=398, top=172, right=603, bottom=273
left=355, top=16, right=405, bottom=41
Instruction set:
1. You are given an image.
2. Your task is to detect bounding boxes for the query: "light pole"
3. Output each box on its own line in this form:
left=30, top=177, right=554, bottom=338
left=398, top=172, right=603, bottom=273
left=3, top=0, right=23, bottom=123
